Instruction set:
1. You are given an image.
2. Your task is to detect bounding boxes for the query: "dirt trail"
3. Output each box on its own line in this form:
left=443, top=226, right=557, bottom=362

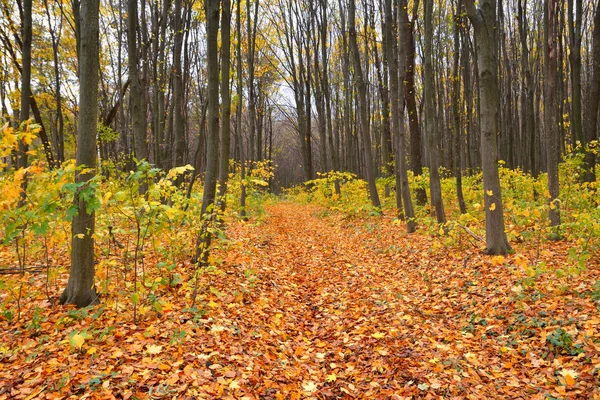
left=213, top=201, right=598, bottom=399
left=221, top=201, right=429, bottom=398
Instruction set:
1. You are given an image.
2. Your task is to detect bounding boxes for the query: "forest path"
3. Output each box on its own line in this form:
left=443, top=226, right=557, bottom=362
left=221, top=201, right=431, bottom=397
left=3, top=201, right=598, bottom=399
left=214, top=201, right=598, bottom=398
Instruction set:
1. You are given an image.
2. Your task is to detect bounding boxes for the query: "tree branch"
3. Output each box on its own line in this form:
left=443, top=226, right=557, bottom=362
left=463, top=0, right=482, bottom=27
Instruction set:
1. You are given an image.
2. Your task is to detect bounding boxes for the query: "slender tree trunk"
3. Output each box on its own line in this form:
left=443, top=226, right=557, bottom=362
left=465, top=0, right=511, bottom=255
left=193, top=0, right=221, bottom=264
left=424, top=0, right=446, bottom=224
left=453, top=0, right=467, bottom=214
left=44, top=0, right=65, bottom=164
left=217, top=0, right=232, bottom=213
left=237, top=0, right=247, bottom=217
left=128, top=0, right=148, bottom=163
left=247, top=0, right=258, bottom=163
left=320, top=0, right=337, bottom=176
left=348, top=0, right=380, bottom=208
left=402, top=2, right=427, bottom=205
left=60, top=0, right=100, bottom=307
left=390, top=0, right=415, bottom=231
left=583, top=3, right=599, bottom=183
left=567, top=0, right=582, bottom=147
left=545, top=0, right=561, bottom=229
left=17, top=0, right=32, bottom=204
left=172, top=0, right=185, bottom=169
left=517, top=0, right=536, bottom=177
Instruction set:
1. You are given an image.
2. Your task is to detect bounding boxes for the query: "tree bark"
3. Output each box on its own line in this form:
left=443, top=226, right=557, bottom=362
left=127, top=0, right=148, bottom=163
left=17, top=0, right=32, bottom=201
left=545, top=0, right=561, bottom=229
left=217, top=0, right=232, bottom=213
left=193, top=0, right=221, bottom=264
left=583, top=3, right=599, bottom=183
left=567, top=0, right=582, bottom=147
left=402, top=2, right=427, bottom=206
left=236, top=0, right=247, bottom=218
left=348, top=0, right=380, bottom=209
left=452, top=0, right=467, bottom=214
left=386, top=0, right=415, bottom=231
left=465, top=0, right=511, bottom=255
left=172, top=0, right=185, bottom=169
left=60, top=0, right=100, bottom=307
left=247, top=0, right=258, bottom=163
left=517, top=0, right=536, bottom=177
left=424, top=0, right=446, bottom=225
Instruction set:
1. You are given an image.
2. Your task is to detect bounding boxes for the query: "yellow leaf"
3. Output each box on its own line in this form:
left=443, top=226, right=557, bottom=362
left=489, top=203, right=496, bottom=211
left=87, top=347, right=97, bottom=355
left=371, top=332, right=385, bottom=339
left=559, top=369, right=578, bottom=386
left=70, top=334, right=85, bottom=349
left=491, top=256, right=505, bottom=266
left=302, top=381, right=318, bottom=392
left=326, top=373, right=337, bottom=382
left=146, top=344, right=163, bottom=354
left=158, top=363, right=171, bottom=371
left=486, top=189, right=493, bottom=196
left=229, top=380, right=240, bottom=390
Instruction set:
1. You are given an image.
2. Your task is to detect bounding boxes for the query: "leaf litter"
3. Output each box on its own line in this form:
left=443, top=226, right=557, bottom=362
left=0, top=201, right=599, bottom=399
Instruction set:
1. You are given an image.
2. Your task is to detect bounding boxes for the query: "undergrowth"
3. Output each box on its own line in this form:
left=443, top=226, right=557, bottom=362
left=285, top=155, right=599, bottom=268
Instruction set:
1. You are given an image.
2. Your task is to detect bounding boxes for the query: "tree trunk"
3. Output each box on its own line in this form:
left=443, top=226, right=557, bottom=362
left=217, top=0, right=232, bottom=213
left=465, top=0, right=511, bottom=255
left=517, top=0, right=536, bottom=177
left=172, top=0, right=185, bottom=169
left=193, top=0, right=221, bottom=264
left=567, top=0, right=582, bottom=147
left=348, top=0, right=380, bottom=209
left=236, top=0, right=247, bottom=218
left=44, top=0, right=65, bottom=163
left=17, top=0, right=32, bottom=202
left=452, top=0, right=467, bottom=214
left=128, top=0, right=148, bottom=163
left=320, top=0, right=338, bottom=178
left=247, top=0, right=258, bottom=163
left=583, top=3, right=599, bottom=183
left=60, top=0, right=100, bottom=307
left=545, top=0, right=561, bottom=229
left=402, top=2, right=427, bottom=206
left=424, top=0, right=446, bottom=225
left=386, top=0, right=415, bottom=231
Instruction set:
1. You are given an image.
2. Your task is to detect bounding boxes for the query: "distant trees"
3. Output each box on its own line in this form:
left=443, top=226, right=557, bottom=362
left=1, top=0, right=599, bottom=274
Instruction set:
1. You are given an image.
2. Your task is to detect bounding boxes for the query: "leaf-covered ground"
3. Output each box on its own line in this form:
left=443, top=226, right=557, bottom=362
left=1, top=201, right=599, bottom=399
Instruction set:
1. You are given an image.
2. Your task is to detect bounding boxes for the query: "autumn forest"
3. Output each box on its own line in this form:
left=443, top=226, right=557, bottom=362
left=0, top=0, right=599, bottom=397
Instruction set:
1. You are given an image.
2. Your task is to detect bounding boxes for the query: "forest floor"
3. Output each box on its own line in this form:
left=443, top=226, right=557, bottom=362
left=1, top=201, right=600, bottom=399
